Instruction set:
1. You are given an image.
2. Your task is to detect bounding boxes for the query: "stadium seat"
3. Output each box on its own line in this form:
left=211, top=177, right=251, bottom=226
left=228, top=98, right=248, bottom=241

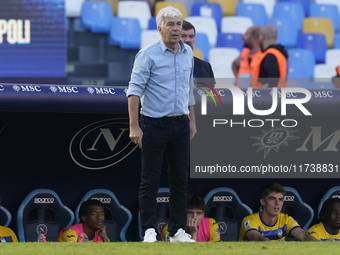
left=325, top=49, right=340, bottom=67
left=243, top=0, right=276, bottom=17
left=194, top=32, right=210, bottom=61
left=314, top=64, right=337, bottom=79
left=287, top=49, right=315, bottom=78
left=334, top=33, right=340, bottom=49
left=236, top=3, right=267, bottom=26
left=81, top=1, right=113, bottom=33
left=207, top=0, right=238, bottom=16
left=66, top=0, right=84, bottom=17
left=154, top=2, right=188, bottom=18
left=209, top=47, right=240, bottom=80
left=267, top=18, right=298, bottom=48
left=140, top=30, right=161, bottom=49
left=117, top=1, right=151, bottom=30
left=203, top=187, right=253, bottom=241
left=216, top=33, right=244, bottom=52
left=318, top=186, right=340, bottom=216
left=75, top=189, right=132, bottom=242
left=193, top=48, right=204, bottom=60
left=165, top=0, right=198, bottom=16
left=138, top=188, right=170, bottom=241
left=273, top=2, right=305, bottom=31
left=302, top=18, right=334, bottom=48
left=148, top=17, right=157, bottom=30
left=310, top=4, right=339, bottom=32
left=315, top=0, right=340, bottom=17
left=109, top=17, right=142, bottom=49
left=17, top=189, right=74, bottom=242
left=89, top=0, right=119, bottom=15
left=279, top=0, right=310, bottom=16
left=185, top=16, right=218, bottom=47
left=192, top=2, right=223, bottom=30
left=297, top=33, right=328, bottom=64
left=220, top=16, right=253, bottom=34
left=0, top=205, right=12, bottom=227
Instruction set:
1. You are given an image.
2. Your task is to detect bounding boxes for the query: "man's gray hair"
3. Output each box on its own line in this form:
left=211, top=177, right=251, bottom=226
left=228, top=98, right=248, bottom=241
left=156, top=6, right=183, bottom=28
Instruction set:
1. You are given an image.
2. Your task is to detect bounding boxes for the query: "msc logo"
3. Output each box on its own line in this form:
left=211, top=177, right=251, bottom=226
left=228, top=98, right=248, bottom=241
left=91, top=197, right=111, bottom=203
left=69, top=118, right=137, bottom=170
left=87, top=87, right=115, bottom=95
left=156, top=197, right=169, bottom=203
left=34, top=198, right=54, bottom=204
left=213, top=196, right=233, bottom=202
left=50, top=85, right=78, bottom=94
left=284, top=196, right=295, bottom=202
left=13, top=85, right=41, bottom=92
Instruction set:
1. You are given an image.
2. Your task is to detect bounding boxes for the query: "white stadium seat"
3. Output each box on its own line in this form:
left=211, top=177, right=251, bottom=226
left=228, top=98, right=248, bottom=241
left=209, top=47, right=240, bottom=80
left=243, top=0, right=276, bottom=17
left=65, top=0, right=84, bottom=17
left=325, top=49, right=340, bottom=68
left=314, top=64, right=337, bottom=79
left=140, top=30, right=161, bottom=49
left=185, top=16, right=218, bottom=47
left=221, top=16, right=253, bottom=34
left=117, top=1, right=151, bottom=30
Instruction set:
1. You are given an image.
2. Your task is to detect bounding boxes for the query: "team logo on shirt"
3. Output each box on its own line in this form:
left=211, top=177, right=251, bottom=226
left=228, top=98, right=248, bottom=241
left=250, top=126, right=299, bottom=158
left=277, top=229, right=283, bottom=238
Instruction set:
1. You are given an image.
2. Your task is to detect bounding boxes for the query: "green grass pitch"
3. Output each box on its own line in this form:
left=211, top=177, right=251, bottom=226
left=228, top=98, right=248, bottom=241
left=0, top=242, right=338, bottom=255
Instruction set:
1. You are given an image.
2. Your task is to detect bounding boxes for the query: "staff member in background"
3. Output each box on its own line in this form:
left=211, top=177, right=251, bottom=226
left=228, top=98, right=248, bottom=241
left=0, top=195, right=18, bottom=242
left=127, top=6, right=196, bottom=243
left=232, top=26, right=262, bottom=88
left=181, top=20, right=215, bottom=88
left=307, top=198, right=340, bottom=241
left=251, top=24, right=288, bottom=88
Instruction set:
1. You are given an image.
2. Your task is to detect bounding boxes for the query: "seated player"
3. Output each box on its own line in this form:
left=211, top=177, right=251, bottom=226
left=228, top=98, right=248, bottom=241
left=307, top=198, right=340, bottom=241
left=58, top=199, right=109, bottom=242
left=0, top=195, right=18, bottom=242
left=161, top=195, right=220, bottom=242
left=238, top=183, right=318, bottom=241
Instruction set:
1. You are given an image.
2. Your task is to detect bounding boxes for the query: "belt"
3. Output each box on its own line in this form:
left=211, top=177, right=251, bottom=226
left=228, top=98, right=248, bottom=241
left=141, top=115, right=187, bottom=123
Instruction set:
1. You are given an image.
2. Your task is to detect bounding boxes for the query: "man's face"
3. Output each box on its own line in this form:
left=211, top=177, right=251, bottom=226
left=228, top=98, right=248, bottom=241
left=181, top=28, right=195, bottom=50
left=326, top=202, right=340, bottom=229
left=260, top=192, right=284, bottom=217
left=82, top=205, right=105, bottom=230
left=187, top=208, right=204, bottom=226
left=158, top=16, right=182, bottom=48
left=243, top=28, right=253, bottom=49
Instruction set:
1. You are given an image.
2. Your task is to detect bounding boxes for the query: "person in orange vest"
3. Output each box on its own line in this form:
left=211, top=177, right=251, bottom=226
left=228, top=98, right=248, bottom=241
left=251, top=24, right=288, bottom=88
left=232, top=26, right=262, bottom=88
left=332, top=64, right=340, bottom=88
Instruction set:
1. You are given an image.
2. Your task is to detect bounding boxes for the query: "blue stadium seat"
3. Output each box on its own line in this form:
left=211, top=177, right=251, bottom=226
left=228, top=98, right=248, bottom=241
left=192, top=2, right=223, bottom=31
left=195, top=33, right=210, bottom=61
left=216, top=32, right=244, bottom=52
left=274, top=2, right=305, bottom=31
left=17, top=189, right=74, bottom=242
left=267, top=17, right=298, bottom=48
left=236, top=3, right=267, bottom=27
left=287, top=49, right=315, bottom=78
left=297, top=33, right=328, bottom=64
left=203, top=187, right=253, bottom=241
left=318, top=186, right=340, bottom=216
left=334, top=33, right=340, bottom=49
left=279, top=0, right=310, bottom=16
left=109, top=17, right=141, bottom=49
left=138, top=188, right=170, bottom=241
left=75, top=189, right=132, bottom=242
left=81, top=1, right=113, bottom=33
left=310, top=4, right=339, bottom=32
left=0, top=205, right=12, bottom=227
left=148, top=17, right=157, bottom=30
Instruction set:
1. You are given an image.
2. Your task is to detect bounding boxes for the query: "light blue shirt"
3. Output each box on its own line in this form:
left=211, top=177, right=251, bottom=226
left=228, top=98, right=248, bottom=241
left=127, top=39, right=195, bottom=118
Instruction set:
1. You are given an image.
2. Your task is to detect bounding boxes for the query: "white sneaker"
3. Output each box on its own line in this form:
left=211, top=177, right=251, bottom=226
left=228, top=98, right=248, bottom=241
left=170, top=228, right=196, bottom=243
left=143, top=228, right=157, bottom=243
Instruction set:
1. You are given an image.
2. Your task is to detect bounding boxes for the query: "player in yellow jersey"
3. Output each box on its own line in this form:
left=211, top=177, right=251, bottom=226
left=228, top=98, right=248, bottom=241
left=238, top=183, right=318, bottom=241
left=308, top=198, right=340, bottom=241
left=0, top=195, right=18, bottom=242
left=161, top=195, right=220, bottom=242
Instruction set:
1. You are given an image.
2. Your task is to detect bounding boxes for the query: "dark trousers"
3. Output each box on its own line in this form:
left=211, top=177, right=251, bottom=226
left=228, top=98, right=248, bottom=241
left=139, top=115, right=190, bottom=237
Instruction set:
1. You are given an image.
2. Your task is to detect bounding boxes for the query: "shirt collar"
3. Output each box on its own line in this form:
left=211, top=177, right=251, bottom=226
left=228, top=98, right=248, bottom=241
left=159, top=39, right=187, bottom=53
